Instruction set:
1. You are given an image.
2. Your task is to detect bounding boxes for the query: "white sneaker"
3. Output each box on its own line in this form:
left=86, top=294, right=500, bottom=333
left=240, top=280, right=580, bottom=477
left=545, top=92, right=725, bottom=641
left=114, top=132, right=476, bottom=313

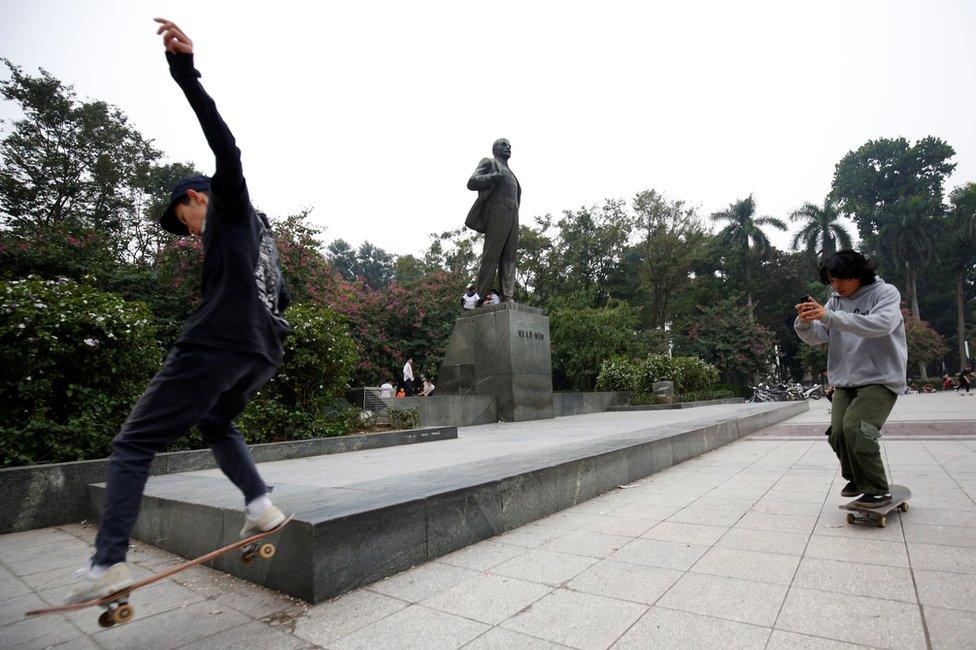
left=65, top=563, right=133, bottom=604
left=240, top=505, right=286, bottom=538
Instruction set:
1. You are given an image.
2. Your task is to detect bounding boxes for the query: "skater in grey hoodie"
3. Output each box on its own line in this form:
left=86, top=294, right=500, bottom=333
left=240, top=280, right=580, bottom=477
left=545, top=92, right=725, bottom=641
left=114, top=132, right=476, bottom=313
left=794, top=250, right=907, bottom=508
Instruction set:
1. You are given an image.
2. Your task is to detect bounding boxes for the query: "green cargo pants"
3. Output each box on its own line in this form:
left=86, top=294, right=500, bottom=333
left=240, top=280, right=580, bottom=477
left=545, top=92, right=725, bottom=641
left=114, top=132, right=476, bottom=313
left=828, top=384, right=897, bottom=496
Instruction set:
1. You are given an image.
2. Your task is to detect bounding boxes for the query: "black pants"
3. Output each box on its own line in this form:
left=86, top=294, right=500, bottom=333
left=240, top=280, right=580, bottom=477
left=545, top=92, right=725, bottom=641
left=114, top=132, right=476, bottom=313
left=92, top=345, right=276, bottom=565
left=404, top=379, right=413, bottom=396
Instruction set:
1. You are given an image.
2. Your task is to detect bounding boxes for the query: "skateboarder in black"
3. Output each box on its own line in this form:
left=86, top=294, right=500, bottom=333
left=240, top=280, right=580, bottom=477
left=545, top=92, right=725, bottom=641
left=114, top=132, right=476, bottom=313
left=67, top=18, right=288, bottom=603
left=794, top=251, right=908, bottom=508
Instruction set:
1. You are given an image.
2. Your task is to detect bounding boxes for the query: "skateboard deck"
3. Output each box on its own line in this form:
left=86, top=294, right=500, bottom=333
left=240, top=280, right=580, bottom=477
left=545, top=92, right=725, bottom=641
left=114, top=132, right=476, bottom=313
left=839, top=485, right=910, bottom=528
left=25, top=514, right=293, bottom=627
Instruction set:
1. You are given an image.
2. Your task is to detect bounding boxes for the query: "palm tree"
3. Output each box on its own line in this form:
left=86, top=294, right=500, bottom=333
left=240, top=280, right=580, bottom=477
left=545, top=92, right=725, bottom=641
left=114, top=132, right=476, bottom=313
left=881, top=195, right=944, bottom=379
left=710, top=194, right=787, bottom=315
left=947, top=183, right=976, bottom=367
left=789, top=198, right=853, bottom=261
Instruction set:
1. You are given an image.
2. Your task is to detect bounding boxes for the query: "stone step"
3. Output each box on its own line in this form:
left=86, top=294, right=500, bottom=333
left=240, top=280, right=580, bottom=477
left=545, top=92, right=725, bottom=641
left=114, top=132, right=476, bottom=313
left=88, top=401, right=807, bottom=603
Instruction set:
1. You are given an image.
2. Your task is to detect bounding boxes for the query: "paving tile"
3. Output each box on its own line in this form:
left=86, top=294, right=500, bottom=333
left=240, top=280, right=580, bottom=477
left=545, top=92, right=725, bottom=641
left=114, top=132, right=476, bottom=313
left=369, top=562, right=481, bottom=603
left=804, top=535, right=909, bottom=567
left=574, top=515, right=659, bottom=538
left=565, top=559, right=682, bottom=605
left=0, top=614, right=83, bottom=649
left=93, top=600, right=250, bottom=650
left=766, top=630, right=871, bottom=649
left=48, top=636, right=102, bottom=650
left=776, top=587, right=926, bottom=649
left=437, top=540, right=526, bottom=571
left=736, top=512, right=818, bottom=535
left=751, top=499, right=824, bottom=517
left=53, top=580, right=207, bottom=635
left=897, top=508, right=976, bottom=528
left=608, top=538, right=710, bottom=571
left=813, top=510, right=906, bottom=541
left=908, top=542, right=976, bottom=574
left=490, top=549, right=597, bottom=587
left=607, top=504, right=682, bottom=521
left=612, top=606, right=771, bottom=649
left=715, top=527, right=810, bottom=556
left=182, top=620, right=308, bottom=649
left=915, top=569, right=976, bottom=611
left=501, top=588, right=646, bottom=650
left=666, top=507, right=743, bottom=527
left=904, top=522, right=976, bottom=547
left=691, top=547, right=800, bottom=585
left=211, top=582, right=306, bottom=620
left=461, top=627, right=567, bottom=649
left=0, top=575, right=33, bottom=604
left=542, top=530, right=632, bottom=559
left=923, top=605, right=976, bottom=650
left=329, top=604, right=488, bottom=650
left=422, top=574, right=551, bottom=624
left=792, top=557, right=917, bottom=603
left=640, top=521, right=728, bottom=546
left=495, top=523, right=569, bottom=548
left=292, top=589, right=407, bottom=646
left=656, top=572, right=788, bottom=626
left=0, top=591, right=49, bottom=627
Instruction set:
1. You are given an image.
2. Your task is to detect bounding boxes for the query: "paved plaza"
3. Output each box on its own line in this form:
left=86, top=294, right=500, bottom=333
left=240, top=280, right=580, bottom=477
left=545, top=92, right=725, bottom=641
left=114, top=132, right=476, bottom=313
left=2, top=392, right=974, bottom=649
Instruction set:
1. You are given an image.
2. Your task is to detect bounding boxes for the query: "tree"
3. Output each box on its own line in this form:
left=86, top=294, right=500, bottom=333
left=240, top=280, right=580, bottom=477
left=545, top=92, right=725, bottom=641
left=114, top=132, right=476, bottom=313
left=548, top=292, right=647, bottom=390
left=945, top=183, right=976, bottom=367
left=0, top=59, right=161, bottom=258
left=353, top=242, right=394, bottom=289
left=789, top=198, right=853, bottom=261
left=326, top=239, right=357, bottom=281
left=879, top=194, right=943, bottom=322
left=902, top=307, right=948, bottom=377
left=676, top=295, right=776, bottom=381
left=631, top=190, right=707, bottom=329
left=831, top=137, right=956, bottom=247
left=710, top=194, right=787, bottom=315
left=553, top=199, right=632, bottom=305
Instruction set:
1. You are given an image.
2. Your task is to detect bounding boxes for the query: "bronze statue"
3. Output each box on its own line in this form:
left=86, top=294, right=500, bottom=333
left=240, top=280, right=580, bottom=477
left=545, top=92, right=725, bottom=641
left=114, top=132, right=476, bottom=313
left=465, top=138, right=520, bottom=302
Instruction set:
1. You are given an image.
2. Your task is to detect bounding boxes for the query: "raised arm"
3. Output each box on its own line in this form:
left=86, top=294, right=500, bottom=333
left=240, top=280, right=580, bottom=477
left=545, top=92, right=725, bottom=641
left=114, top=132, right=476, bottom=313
left=822, top=285, right=903, bottom=338
left=467, top=158, right=500, bottom=191
left=155, top=18, right=246, bottom=213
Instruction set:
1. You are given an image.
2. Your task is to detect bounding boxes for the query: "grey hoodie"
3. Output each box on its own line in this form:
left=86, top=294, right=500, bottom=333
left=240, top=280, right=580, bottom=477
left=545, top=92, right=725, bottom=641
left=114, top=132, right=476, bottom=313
left=794, top=278, right=907, bottom=395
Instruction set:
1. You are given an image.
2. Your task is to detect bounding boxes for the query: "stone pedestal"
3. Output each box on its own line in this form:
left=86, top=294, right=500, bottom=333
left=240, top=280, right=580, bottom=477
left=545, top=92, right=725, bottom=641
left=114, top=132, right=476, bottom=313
left=437, top=302, right=554, bottom=422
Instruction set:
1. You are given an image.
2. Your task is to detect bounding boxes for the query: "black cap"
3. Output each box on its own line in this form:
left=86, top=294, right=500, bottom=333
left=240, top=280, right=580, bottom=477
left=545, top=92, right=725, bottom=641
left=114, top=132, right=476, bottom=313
left=160, top=175, right=211, bottom=235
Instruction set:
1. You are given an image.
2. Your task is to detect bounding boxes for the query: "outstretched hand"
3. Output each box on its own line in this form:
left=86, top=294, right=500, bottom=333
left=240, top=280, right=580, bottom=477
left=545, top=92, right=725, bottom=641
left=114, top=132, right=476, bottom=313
left=154, top=18, right=193, bottom=54
left=796, top=297, right=826, bottom=322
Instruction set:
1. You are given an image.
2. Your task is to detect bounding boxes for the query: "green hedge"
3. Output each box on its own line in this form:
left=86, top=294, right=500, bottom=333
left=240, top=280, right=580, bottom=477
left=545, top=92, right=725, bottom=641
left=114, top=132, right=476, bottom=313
left=0, top=277, right=161, bottom=466
left=596, top=354, right=719, bottom=396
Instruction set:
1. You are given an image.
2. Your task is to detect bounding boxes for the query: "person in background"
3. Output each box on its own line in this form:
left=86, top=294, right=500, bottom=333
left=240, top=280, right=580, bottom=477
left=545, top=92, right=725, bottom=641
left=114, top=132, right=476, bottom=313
left=960, top=366, right=973, bottom=395
left=461, top=286, right=480, bottom=311
left=485, top=290, right=501, bottom=305
left=379, top=380, right=394, bottom=398
left=421, top=376, right=436, bottom=396
left=403, top=357, right=414, bottom=396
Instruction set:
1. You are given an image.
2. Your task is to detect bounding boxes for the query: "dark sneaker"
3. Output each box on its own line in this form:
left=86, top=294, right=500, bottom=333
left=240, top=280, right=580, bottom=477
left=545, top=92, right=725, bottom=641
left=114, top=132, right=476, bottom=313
left=854, top=493, right=891, bottom=508
left=841, top=482, right=861, bottom=498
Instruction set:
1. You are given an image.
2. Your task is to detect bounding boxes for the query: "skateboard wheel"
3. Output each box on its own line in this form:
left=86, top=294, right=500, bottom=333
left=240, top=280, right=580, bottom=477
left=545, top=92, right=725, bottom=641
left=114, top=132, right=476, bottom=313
left=258, top=543, right=276, bottom=560
left=241, top=552, right=256, bottom=565
left=846, top=513, right=856, bottom=525
left=114, top=603, right=134, bottom=624
left=879, top=515, right=888, bottom=528
left=98, top=611, right=115, bottom=628
left=899, top=502, right=909, bottom=512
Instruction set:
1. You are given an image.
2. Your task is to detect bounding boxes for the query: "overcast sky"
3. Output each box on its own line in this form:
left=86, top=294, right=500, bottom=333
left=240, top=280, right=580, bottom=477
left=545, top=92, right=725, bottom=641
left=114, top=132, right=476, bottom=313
left=1, top=0, right=973, bottom=256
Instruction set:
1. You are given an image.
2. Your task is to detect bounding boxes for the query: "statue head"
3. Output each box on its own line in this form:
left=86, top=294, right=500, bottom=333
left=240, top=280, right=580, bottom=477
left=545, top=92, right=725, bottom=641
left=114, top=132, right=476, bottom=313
left=492, top=138, right=512, bottom=161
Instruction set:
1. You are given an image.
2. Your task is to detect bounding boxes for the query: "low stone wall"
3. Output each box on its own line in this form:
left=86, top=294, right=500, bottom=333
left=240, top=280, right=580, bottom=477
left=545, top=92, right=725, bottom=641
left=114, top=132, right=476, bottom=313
left=610, top=397, right=745, bottom=411
left=552, top=391, right=631, bottom=417
left=382, top=395, right=497, bottom=427
left=0, top=426, right=457, bottom=534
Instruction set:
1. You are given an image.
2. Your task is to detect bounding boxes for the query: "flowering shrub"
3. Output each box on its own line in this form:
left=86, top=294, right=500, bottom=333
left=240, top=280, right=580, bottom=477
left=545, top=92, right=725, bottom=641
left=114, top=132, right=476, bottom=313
left=238, top=302, right=358, bottom=442
left=0, top=277, right=161, bottom=466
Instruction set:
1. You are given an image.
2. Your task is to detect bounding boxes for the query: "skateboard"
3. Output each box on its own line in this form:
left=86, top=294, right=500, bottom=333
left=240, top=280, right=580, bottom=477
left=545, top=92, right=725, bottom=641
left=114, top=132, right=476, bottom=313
left=25, top=515, right=293, bottom=628
left=839, top=485, right=910, bottom=528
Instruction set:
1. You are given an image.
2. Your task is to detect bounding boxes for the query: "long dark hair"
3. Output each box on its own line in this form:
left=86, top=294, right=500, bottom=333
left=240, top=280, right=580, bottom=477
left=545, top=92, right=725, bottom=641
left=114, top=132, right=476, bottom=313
left=818, top=250, right=877, bottom=285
